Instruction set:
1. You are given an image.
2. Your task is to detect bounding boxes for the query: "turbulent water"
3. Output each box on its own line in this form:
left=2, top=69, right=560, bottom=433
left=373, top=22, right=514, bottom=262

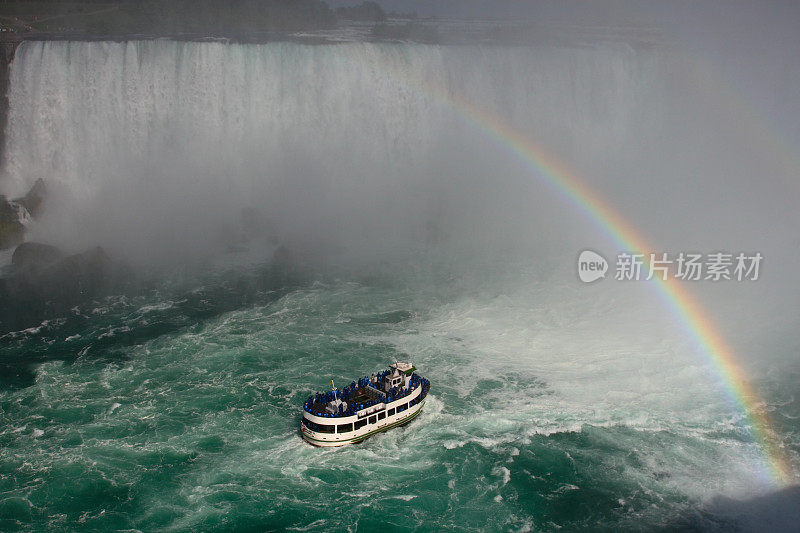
left=1, top=39, right=799, bottom=531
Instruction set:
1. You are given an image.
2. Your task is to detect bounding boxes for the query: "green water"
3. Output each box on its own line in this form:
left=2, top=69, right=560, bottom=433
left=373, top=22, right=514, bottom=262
left=1, top=263, right=798, bottom=531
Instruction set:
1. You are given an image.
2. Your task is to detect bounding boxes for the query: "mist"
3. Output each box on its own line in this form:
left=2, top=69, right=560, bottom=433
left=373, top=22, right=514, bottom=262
left=3, top=24, right=796, bottom=368
left=5, top=33, right=798, bottom=260
left=1, top=2, right=797, bottom=338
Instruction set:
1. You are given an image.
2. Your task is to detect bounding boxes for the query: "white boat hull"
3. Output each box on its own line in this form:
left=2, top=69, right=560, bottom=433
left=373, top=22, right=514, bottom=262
left=301, top=397, right=426, bottom=447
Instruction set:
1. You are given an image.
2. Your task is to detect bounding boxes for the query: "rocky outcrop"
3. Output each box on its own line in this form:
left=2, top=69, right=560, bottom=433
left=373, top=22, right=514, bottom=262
left=11, top=241, right=64, bottom=274
left=44, top=246, right=117, bottom=299
left=13, top=178, right=45, bottom=218
left=0, top=179, right=47, bottom=250
left=0, top=243, right=133, bottom=332
left=0, top=194, right=25, bottom=250
left=6, top=245, right=118, bottom=301
left=0, top=179, right=135, bottom=332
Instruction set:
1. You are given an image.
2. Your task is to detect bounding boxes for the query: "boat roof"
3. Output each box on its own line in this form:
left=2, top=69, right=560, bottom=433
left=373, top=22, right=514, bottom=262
left=390, top=361, right=414, bottom=372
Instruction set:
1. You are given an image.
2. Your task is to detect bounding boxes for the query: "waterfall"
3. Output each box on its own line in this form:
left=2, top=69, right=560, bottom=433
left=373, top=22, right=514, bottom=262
left=2, top=40, right=656, bottom=261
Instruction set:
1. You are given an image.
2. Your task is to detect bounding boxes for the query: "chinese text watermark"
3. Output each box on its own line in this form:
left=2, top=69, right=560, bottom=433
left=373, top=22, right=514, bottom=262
left=578, top=251, right=762, bottom=283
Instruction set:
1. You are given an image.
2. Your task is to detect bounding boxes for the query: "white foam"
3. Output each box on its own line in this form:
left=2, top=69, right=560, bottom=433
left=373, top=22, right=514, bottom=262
left=379, top=275, right=793, bottom=497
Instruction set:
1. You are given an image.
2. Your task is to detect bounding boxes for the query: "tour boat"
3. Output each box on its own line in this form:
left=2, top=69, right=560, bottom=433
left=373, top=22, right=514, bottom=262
left=300, top=362, right=430, bottom=447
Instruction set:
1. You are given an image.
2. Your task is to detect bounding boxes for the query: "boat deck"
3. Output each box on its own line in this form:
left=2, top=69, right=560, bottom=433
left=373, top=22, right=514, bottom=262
left=307, top=386, right=383, bottom=414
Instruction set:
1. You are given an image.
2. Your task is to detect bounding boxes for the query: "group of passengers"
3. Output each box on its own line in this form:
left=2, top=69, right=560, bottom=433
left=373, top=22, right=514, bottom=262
left=303, top=370, right=428, bottom=418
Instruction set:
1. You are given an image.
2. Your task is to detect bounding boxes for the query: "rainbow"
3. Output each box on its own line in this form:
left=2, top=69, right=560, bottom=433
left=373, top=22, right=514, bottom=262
left=395, top=61, right=794, bottom=485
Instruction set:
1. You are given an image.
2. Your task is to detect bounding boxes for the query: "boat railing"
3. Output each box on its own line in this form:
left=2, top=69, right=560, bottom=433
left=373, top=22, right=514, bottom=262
left=303, top=373, right=430, bottom=419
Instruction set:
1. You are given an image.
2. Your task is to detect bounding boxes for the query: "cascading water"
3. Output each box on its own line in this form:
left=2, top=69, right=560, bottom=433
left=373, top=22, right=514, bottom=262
left=3, top=40, right=660, bottom=262
left=0, top=39, right=798, bottom=531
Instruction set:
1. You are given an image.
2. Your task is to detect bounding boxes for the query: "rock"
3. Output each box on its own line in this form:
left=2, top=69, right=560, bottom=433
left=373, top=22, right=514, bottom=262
left=0, top=179, right=46, bottom=249
left=0, top=195, right=24, bottom=250
left=0, top=244, right=134, bottom=332
left=44, top=246, right=115, bottom=298
left=13, top=178, right=46, bottom=218
left=0, top=221, right=25, bottom=249
left=11, top=242, right=64, bottom=273
left=3, top=245, right=127, bottom=304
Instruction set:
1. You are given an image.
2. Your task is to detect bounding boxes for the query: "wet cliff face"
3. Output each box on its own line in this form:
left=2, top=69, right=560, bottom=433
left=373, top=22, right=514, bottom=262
left=0, top=41, right=19, bottom=171
left=0, top=194, right=25, bottom=249
left=0, top=178, right=44, bottom=250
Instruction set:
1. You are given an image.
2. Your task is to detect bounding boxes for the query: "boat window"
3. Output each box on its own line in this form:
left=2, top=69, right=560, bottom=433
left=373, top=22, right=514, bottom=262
left=337, top=423, right=353, bottom=433
left=387, top=408, right=395, bottom=416
left=369, top=416, right=376, bottom=424
left=397, top=403, right=407, bottom=413
left=377, top=411, right=386, bottom=420
left=308, top=420, right=335, bottom=433
left=354, top=419, right=367, bottom=430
